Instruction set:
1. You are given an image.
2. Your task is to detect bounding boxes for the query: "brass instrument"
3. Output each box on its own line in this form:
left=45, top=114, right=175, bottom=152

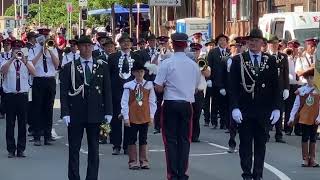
left=45, top=39, right=55, bottom=49
left=16, top=51, right=24, bottom=60
left=198, top=58, right=208, bottom=71
left=284, top=48, right=293, bottom=56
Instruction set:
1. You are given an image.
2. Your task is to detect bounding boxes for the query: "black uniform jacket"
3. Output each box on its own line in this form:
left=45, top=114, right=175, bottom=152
left=108, top=51, right=143, bottom=116
left=229, top=51, right=281, bottom=121
left=60, top=58, right=113, bottom=124
left=207, top=47, right=231, bottom=88
left=273, top=52, right=289, bottom=91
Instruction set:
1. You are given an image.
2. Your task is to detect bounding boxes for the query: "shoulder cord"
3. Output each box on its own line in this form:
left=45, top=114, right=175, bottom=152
left=68, top=60, right=85, bottom=98
left=240, top=53, right=255, bottom=98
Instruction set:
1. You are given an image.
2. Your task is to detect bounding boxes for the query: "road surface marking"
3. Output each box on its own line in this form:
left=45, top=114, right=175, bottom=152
left=207, top=142, right=292, bottom=180
left=149, top=149, right=229, bottom=157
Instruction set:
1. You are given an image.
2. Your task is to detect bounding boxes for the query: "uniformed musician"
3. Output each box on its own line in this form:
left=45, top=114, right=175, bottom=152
left=267, top=35, right=289, bottom=143
left=61, top=39, right=79, bottom=67
left=108, top=33, right=143, bottom=155
left=203, top=38, right=216, bottom=127
left=154, top=32, right=200, bottom=180
left=60, top=35, right=113, bottom=180
left=92, top=32, right=110, bottom=59
left=0, top=39, right=13, bottom=64
left=229, top=29, right=281, bottom=180
left=284, top=40, right=303, bottom=135
left=144, top=34, right=157, bottom=62
left=296, top=38, right=317, bottom=79
left=207, top=33, right=230, bottom=129
left=1, top=40, right=36, bottom=158
left=28, top=28, right=60, bottom=146
left=153, top=35, right=172, bottom=134
left=189, top=42, right=211, bottom=142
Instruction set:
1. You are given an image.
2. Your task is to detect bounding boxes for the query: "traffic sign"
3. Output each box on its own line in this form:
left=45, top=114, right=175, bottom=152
left=79, top=0, right=88, bottom=7
left=66, top=2, right=73, bottom=13
left=149, top=0, right=181, bottom=6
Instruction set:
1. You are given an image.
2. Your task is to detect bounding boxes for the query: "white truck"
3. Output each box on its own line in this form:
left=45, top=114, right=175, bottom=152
left=259, top=12, right=320, bottom=44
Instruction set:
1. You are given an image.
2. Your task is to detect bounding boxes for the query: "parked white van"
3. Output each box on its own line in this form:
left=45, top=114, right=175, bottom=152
left=259, top=12, right=320, bottom=44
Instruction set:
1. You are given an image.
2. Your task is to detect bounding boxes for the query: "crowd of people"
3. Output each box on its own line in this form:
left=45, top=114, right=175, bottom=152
left=0, top=25, right=319, bottom=180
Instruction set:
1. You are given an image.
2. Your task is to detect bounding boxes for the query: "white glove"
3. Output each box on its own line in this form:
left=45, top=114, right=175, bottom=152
left=270, top=110, right=280, bottom=125
left=288, top=117, right=294, bottom=125
left=219, top=89, right=226, bottom=96
left=316, top=117, right=320, bottom=125
left=283, top=89, right=289, bottom=100
left=104, top=115, right=112, bottom=124
left=232, top=108, right=243, bottom=124
left=207, top=80, right=212, bottom=88
left=63, top=116, right=70, bottom=126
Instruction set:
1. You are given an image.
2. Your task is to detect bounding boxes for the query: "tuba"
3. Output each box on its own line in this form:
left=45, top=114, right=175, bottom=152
left=284, top=48, right=294, bottom=56
left=16, top=51, right=24, bottom=60
left=198, top=57, right=208, bottom=71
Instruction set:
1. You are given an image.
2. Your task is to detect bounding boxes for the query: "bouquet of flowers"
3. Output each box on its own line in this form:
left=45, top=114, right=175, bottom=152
left=100, top=122, right=111, bottom=138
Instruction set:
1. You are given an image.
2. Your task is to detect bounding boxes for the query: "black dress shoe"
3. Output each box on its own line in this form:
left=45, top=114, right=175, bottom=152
left=112, top=148, right=120, bottom=155
left=8, top=152, right=15, bottom=158
left=192, top=139, right=200, bottom=143
left=212, top=125, right=217, bottom=129
left=204, top=122, right=209, bottom=127
left=17, top=152, right=26, bottom=158
left=153, top=129, right=160, bottom=134
left=243, top=178, right=252, bottom=180
left=47, top=137, right=56, bottom=142
left=275, top=138, right=286, bottom=143
left=44, top=140, right=53, bottom=145
left=34, top=140, right=41, bottom=146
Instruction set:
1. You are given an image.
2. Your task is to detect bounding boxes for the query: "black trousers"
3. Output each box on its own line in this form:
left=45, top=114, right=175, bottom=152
left=284, top=84, right=301, bottom=134
left=32, top=77, right=56, bottom=140
left=203, top=87, right=213, bottom=124
left=154, top=91, right=163, bottom=131
left=27, top=101, right=34, bottom=133
left=68, top=123, right=100, bottom=180
left=192, top=91, right=204, bottom=141
left=228, top=114, right=237, bottom=149
left=301, top=124, right=318, bottom=143
left=127, top=123, right=149, bottom=145
left=110, top=115, right=129, bottom=150
left=274, top=99, right=284, bottom=140
left=162, top=100, right=192, bottom=180
left=238, top=117, right=268, bottom=179
left=211, top=87, right=228, bottom=128
left=4, top=93, right=28, bottom=153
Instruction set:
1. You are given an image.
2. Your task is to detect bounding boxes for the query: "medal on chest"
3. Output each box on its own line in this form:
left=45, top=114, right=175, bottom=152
left=306, top=94, right=315, bottom=106
left=135, top=84, right=143, bottom=106
left=118, top=54, right=134, bottom=80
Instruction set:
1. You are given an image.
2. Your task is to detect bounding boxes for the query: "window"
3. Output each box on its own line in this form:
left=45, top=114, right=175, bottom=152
left=240, top=0, right=250, bottom=20
left=229, top=0, right=237, bottom=20
left=204, top=0, right=212, bottom=18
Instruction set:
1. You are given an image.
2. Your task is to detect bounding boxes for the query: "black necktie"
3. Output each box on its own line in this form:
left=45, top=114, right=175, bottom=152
left=84, top=61, right=92, bottom=84
left=15, top=60, right=21, bottom=92
left=310, top=56, right=314, bottom=64
left=73, top=54, right=76, bottom=61
left=43, top=54, right=48, bottom=73
left=253, top=55, right=259, bottom=73
left=221, top=50, right=225, bottom=56
left=122, top=54, right=129, bottom=73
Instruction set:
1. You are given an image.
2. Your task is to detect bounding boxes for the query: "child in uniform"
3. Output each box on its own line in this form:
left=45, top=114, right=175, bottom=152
left=289, top=67, right=320, bottom=167
left=121, top=60, right=157, bottom=170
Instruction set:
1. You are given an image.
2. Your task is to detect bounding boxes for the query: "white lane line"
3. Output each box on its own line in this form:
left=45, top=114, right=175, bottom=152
left=207, top=142, right=292, bottom=180
left=149, top=149, right=229, bottom=157
left=190, top=152, right=228, bottom=157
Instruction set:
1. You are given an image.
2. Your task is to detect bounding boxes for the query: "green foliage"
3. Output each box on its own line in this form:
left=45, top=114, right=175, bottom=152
left=4, top=0, right=149, bottom=28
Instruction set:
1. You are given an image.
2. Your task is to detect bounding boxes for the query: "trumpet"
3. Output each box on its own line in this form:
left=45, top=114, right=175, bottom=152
left=284, top=48, right=293, bottom=56
left=16, top=51, right=24, bottom=60
left=45, top=39, right=55, bottom=48
left=198, top=58, right=208, bottom=71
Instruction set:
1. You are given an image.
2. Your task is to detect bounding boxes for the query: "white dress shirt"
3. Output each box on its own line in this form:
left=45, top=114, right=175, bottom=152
left=28, top=45, right=58, bottom=77
left=219, top=47, right=227, bottom=56
left=289, top=85, right=319, bottom=120
left=288, top=56, right=302, bottom=85
left=154, top=52, right=201, bottom=103
left=1, top=59, right=34, bottom=93
left=249, top=51, right=262, bottom=65
left=121, top=79, right=157, bottom=122
left=80, top=56, right=93, bottom=72
left=62, top=52, right=80, bottom=67
left=0, top=50, right=12, bottom=64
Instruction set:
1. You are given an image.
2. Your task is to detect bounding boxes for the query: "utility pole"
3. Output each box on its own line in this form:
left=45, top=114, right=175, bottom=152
left=38, top=0, right=41, bottom=27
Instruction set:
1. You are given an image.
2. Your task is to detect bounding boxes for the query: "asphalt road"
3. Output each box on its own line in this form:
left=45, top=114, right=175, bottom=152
left=0, top=96, right=320, bottom=180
